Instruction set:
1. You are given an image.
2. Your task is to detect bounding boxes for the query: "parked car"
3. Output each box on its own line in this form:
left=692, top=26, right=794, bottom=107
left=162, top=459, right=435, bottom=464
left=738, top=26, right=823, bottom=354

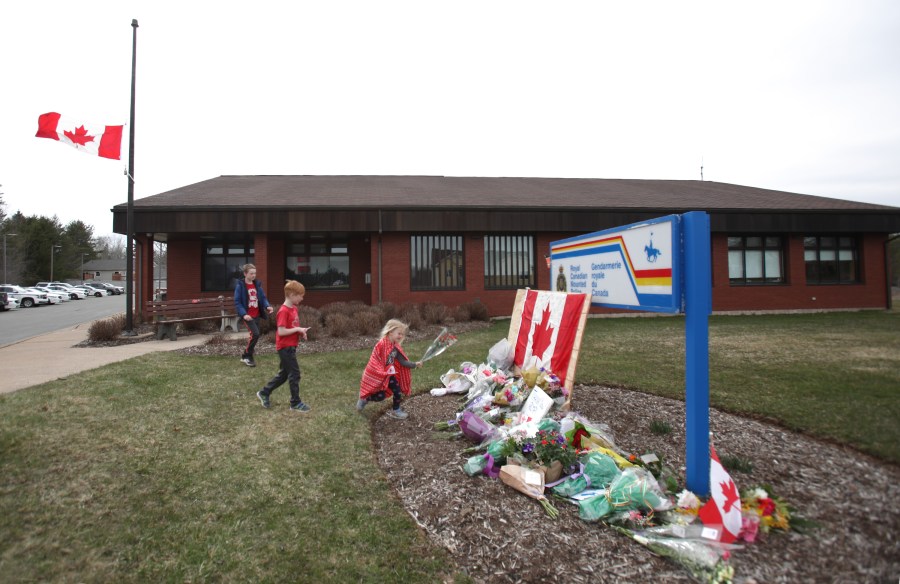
left=22, top=288, right=54, bottom=305
left=0, top=285, right=48, bottom=308
left=33, top=286, right=69, bottom=303
left=101, top=282, right=125, bottom=294
left=74, top=284, right=106, bottom=297
left=48, top=284, right=87, bottom=299
left=88, top=282, right=123, bottom=295
left=85, top=282, right=115, bottom=296
left=0, top=291, right=18, bottom=311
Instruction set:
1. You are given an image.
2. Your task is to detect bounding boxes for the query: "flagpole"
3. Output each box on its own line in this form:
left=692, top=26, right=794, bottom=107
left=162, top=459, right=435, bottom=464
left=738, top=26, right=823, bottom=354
left=123, top=18, right=139, bottom=336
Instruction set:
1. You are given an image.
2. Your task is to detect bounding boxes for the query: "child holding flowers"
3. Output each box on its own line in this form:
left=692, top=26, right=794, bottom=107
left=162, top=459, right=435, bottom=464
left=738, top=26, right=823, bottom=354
left=357, top=319, right=422, bottom=419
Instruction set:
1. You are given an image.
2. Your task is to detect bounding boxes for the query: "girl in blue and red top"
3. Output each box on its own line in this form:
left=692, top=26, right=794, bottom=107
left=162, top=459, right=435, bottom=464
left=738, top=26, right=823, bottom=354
left=357, top=319, right=421, bottom=420
left=233, top=263, right=274, bottom=367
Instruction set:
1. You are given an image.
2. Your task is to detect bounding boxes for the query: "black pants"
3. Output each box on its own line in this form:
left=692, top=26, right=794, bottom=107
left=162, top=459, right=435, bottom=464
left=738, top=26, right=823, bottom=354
left=242, top=317, right=261, bottom=359
left=260, top=346, right=302, bottom=406
left=366, top=376, right=402, bottom=410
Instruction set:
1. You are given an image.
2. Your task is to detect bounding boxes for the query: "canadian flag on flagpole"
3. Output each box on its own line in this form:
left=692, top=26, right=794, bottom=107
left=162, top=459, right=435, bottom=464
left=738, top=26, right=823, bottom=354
left=35, top=112, right=123, bottom=160
left=507, top=289, right=588, bottom=389
left=698, top=445, right=743, bottom=543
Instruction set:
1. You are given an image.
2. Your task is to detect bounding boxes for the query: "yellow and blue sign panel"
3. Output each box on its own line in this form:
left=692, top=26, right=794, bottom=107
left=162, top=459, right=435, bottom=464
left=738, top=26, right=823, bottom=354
left=550, top=214, right=681, bottom=313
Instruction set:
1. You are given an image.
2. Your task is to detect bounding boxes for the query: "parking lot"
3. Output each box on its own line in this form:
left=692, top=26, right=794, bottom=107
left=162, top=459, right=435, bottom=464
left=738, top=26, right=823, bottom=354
left=0, top=293, right=128, bottom=347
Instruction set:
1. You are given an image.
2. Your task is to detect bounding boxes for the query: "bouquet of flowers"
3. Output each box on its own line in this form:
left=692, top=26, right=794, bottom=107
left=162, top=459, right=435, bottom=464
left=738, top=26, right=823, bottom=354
left=578, top=467, right=670, bottom=522
left=740, top=485, right=791, bottom=541
left=499, top=428, right=578, bottom=483
left=419, top=327, right=458, bottom=362
left=612, top=525, right=735, bottom=584
left=499, top=464, right=559, bottom=518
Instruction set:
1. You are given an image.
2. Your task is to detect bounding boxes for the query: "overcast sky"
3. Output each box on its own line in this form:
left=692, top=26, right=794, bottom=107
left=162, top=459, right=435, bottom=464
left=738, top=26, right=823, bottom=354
left=2, top=1, right=899, bottom=239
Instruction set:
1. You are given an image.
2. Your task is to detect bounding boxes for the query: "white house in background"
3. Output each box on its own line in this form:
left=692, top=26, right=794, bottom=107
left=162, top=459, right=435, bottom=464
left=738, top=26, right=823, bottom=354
left=82, top=259, right=126, bottom=283
left=79, top=259, right=167, bottom=294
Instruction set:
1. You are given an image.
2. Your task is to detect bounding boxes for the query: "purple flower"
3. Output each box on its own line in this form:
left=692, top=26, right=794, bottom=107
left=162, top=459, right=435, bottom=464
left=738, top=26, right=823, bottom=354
left=522, top=443, right=535, bottom=454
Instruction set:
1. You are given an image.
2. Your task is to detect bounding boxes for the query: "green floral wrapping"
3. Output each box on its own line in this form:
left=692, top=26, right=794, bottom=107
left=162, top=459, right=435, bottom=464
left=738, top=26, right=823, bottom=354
left=551, top=451, right=622, bottom=497
left=463, top=454, right=488, bottom=477
left=538, top=417, right=560, bottom=433
left=578, top=467, right=666, bottom=522
left=484, top=440, right=507, bottom=463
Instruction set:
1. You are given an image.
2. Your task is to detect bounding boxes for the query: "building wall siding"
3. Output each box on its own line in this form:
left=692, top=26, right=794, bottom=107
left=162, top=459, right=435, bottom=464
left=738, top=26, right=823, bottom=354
left=158, top=231, right=891, bottom=319
left=710, top=233, right=888, bottom=311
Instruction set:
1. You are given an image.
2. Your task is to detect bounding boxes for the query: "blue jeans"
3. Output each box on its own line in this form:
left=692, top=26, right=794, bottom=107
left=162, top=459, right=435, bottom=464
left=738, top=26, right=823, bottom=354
left=260, top=346, right=302, bottom=406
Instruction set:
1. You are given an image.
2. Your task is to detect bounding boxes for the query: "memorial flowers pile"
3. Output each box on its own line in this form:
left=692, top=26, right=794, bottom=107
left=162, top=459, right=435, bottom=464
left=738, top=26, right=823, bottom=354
left=432, top=337, right=805, bottom=584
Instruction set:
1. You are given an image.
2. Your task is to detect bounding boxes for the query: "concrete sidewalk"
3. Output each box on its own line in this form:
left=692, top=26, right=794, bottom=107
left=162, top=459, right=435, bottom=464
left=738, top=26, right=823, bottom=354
left=0, top=324, right=215, bottom=394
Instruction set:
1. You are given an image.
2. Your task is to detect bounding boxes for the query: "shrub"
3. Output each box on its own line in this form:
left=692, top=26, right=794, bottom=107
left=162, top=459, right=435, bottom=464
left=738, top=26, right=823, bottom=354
left=319, top=302, right=350, bottom=319
left=398, top=303, right=424, bottom=331
left=88, top=313, right=126, bottom=342
left=460, top=301, right=489, bottom=321
left=354, top=308, right=383, bottom=336
left=421, top=302, right=449, bottom=325
left=325, top=313, right=353, bottom=337
left=451, top=304, right=471, bottom=323
left=259, top=312, right=277, bottom=335
left=204, top=333, right=231, bottom=346
left=375, top=301, right=399, bottom=321
left=297, top=305, right=323, bottom=341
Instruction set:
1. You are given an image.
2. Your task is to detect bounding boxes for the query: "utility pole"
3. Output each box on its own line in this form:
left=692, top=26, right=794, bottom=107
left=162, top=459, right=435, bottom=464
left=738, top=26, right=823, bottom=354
left=3, top=233, right=16, bottom=284
left=50, top=244, right=62, bottom=281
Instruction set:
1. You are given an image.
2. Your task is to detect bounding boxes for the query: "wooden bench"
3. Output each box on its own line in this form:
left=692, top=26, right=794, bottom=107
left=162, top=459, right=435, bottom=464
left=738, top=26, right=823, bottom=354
left=145, top=296, right=240, bottom=340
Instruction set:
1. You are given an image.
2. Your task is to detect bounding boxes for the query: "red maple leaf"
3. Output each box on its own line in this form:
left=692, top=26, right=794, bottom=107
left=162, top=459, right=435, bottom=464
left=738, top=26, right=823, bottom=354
left=64, top=125, right=95, bottom=146
left=719, top=479, right=740, bottom=513
left=530, top=304, right=555, bottom=360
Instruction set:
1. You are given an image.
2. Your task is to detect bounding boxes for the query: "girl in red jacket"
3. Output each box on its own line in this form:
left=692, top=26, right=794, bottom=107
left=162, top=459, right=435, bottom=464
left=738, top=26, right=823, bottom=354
left=357, top=319, right=422, bottom=419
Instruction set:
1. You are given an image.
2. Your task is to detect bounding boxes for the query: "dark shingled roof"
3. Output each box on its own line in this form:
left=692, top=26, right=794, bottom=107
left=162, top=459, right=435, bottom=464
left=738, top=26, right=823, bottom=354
left=125, top=175, right=899, bottom=212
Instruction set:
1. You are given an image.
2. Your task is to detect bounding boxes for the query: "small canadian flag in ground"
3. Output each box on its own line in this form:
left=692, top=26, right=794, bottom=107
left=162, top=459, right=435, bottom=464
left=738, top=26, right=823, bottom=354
left=35, top=112, right=123, bottom=160
left=698, top=444, right=743, bottom=543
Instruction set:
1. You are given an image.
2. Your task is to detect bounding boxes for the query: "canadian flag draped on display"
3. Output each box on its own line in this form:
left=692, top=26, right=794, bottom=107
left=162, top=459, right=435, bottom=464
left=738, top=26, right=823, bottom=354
left=507, top=289, right=589, bottom=395
left=698, top=445, right=743, bottom=543
left=35, top=112, right=123, bottom=160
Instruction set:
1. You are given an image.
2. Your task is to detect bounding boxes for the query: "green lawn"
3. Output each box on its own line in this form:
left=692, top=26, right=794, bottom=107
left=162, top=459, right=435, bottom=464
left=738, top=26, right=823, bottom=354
left=0, top=311, right=897, bottom=581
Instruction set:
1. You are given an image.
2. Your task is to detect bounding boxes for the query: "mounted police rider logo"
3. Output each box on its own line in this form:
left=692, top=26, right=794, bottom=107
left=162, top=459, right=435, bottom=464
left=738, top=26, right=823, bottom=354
left=645, top=233, right=662, bottom=263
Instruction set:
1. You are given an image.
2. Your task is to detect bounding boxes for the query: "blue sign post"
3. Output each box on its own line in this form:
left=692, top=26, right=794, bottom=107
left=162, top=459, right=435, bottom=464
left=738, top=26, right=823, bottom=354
left=550, top=211, right=712, bottom=495
left=682, top=211, right=712, bottom=496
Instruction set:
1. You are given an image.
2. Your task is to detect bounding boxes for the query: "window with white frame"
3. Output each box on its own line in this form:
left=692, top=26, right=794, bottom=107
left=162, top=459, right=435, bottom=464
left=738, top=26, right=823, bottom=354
left=727, top=236, right=784, bottom=285
left=285, top=237, right=350, bottom=290
left=804, top=236, right=859, bottom=284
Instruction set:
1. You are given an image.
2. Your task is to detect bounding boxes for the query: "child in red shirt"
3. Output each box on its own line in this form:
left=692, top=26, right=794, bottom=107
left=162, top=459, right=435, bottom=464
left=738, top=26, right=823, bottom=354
left=256, top=280, right=310, bottom=411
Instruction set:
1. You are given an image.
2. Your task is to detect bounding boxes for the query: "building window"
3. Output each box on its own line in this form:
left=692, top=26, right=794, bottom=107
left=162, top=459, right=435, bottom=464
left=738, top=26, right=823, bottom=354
left=285, top=237, right=350, bottom=290
left=804, top=236, right=859, bottom=284
left=727, top=236, right=784, bottom=285
left=484, top=235, right=535, bottom=289
left=411, top=235, right=464, bottom=290
left=202, top=240, right=254, bottom=291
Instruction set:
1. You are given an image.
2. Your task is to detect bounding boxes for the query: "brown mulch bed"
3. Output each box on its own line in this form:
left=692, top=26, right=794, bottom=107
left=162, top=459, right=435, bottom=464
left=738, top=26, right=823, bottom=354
left=92, top=320, right=900, bottom=582
left=372, top=388, right=899, bottom=583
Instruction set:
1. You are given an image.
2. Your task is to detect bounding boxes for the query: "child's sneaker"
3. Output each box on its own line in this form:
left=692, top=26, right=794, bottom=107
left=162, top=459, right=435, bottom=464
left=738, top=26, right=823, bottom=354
left=256, top=391, right=270, bottom=409
left=388, top=408, right=408, bottom=420
left=356, top=398, right=367, bottom=412
left=242, top=357, right=256, bottom=367
left=290, top=402, right=311, bottom=413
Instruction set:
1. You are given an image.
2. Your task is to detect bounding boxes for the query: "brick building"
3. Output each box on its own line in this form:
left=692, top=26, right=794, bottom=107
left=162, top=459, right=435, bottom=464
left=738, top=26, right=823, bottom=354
left=111, top=175, right=900, bottom=318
